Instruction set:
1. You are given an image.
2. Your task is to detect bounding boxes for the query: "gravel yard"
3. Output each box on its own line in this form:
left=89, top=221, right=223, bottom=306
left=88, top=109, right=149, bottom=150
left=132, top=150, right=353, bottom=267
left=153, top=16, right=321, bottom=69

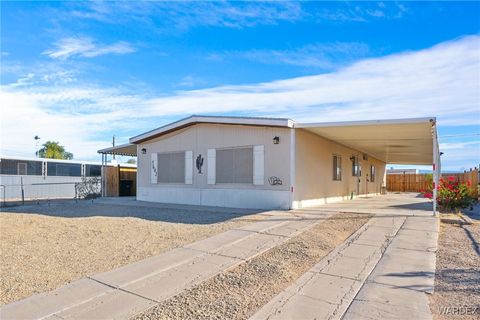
left=134, top=212, right=370, bottom=320
left=430, top=222, right=480, bottom=319
left=0, top=200, right=263, bottom=305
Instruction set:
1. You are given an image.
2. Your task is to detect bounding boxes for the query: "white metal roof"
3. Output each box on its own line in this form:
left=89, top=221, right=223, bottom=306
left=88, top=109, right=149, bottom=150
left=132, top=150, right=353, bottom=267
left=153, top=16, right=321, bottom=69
left=296, top=117, right=437, bottom=165
left=97, top=115, right=438, bottom=165
left=129, top=115, right=294, bottom=144
left=97, top=143, right=137, bottom=156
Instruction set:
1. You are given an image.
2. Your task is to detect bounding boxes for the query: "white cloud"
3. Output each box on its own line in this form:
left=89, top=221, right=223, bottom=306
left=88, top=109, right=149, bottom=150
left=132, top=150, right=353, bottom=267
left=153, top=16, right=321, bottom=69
left=1, top=35, right=479, bottom=168
left=210, top=42, right=370, bottom=69
left=68, top=1, right=305, bottom=30
left=177, top=75, right=206, bottom=88
left=67, top=1, right=407, bottom=31
left=440, top=141, right=480, bottom=150
left=43, top=37, right=135, bottom=60
left=316, top=2, right=407, bottom=22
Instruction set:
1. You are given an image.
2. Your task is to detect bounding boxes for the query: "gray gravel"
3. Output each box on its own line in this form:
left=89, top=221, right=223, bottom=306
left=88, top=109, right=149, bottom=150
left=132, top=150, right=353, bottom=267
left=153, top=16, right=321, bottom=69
left=0, top=201, right=263, bottom=305
left=133, top=213, right=370, bottom=320
left=429, top=222, right=480, bottom=319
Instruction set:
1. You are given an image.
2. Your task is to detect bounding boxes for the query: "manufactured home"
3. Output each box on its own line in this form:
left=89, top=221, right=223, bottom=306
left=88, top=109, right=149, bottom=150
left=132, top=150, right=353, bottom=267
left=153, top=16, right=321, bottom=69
left=99, top=115, right=440, bottom=210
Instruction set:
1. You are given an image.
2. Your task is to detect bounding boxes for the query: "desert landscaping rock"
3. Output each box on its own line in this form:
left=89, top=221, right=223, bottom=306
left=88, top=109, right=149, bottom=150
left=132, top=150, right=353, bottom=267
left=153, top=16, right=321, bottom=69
left=0, top=201, right=263, bottom=305
left=429, top=222, right=480, bottom=320
left=133, top=213, right=370, bottom=320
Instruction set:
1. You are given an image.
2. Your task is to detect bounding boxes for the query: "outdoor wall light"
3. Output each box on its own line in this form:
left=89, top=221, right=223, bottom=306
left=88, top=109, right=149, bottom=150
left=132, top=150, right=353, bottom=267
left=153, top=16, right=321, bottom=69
left=273, top=136, right=280, bottom=144
left=141, top=148, right=147, bottom=154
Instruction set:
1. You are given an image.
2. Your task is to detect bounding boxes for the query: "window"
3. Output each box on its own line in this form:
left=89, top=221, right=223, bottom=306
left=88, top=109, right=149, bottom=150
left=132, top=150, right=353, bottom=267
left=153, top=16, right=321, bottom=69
left=351, top=156, right=360, bottom=176
left=157, top=152, right=185, bottom=183
left=216, top=147, right=253, bottom=184
left=47, top=162, right=81, bottom=176
left=85, top=165, right=102, bottom=177
left=333, top=155, right=342, bottom=181
left=370, top=165, right=376, bottom=182
left=0, top=159, right=42, bottom=175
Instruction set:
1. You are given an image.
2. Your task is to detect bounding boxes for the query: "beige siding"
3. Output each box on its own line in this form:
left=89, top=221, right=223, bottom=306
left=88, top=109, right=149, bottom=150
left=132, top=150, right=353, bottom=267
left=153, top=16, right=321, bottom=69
left=136, top=123, right=386, bottom=209
left=137, top=123, right=291, bottom=192
left=294, top=129, right=386, bottom=205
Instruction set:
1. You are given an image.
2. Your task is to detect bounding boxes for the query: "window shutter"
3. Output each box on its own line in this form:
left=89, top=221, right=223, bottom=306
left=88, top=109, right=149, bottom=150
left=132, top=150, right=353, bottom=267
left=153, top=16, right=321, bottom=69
left=151, top=153, right=158, bottom=184
left=253, top=145, right=264, bottom=185
left=207, top=149, right=216, bottom=185
left=185, top=150, right=193, bottom=184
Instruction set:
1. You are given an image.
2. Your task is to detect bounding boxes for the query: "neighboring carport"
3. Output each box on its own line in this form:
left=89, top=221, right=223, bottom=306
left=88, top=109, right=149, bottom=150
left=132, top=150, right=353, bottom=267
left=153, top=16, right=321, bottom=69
left=97, top=143, right=137, bottom=197
left=296, top=117, right=441, bottom=214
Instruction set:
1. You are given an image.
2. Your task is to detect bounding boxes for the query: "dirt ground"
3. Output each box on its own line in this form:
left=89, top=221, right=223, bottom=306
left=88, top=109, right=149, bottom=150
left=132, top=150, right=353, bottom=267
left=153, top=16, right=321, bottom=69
left=134, top=213, right=370, bottom=320
left=429, top=222, right=480, bottom=319
left=0, top=201, right=262, bottom=305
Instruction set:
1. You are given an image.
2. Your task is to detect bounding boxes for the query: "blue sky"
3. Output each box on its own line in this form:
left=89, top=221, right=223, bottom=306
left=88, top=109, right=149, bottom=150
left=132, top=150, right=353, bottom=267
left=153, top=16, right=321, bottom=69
left=1, top=1, right=479, bottom=171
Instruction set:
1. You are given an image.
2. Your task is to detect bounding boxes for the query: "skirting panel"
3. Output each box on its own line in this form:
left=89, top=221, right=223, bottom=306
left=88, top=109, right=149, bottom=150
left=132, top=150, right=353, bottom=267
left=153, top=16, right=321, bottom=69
left=137, top=186, right=291, bottom=210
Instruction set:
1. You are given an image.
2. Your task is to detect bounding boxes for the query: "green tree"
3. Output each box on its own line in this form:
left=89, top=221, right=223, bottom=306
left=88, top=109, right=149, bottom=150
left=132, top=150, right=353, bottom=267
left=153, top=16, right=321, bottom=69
left=38, top=141, right=74, bottom=160
left=126, top=158, right=136, bottom=164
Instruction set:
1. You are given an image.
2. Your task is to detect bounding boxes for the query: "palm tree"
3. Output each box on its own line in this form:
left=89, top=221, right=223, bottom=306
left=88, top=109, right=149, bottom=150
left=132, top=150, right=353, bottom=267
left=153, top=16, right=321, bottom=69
left=38, top=141, right=74, bottom=160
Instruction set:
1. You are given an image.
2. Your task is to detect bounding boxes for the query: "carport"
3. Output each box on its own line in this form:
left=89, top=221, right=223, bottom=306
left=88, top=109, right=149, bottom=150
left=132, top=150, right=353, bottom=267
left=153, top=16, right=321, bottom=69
left=296, top=117, right=441, bottom=214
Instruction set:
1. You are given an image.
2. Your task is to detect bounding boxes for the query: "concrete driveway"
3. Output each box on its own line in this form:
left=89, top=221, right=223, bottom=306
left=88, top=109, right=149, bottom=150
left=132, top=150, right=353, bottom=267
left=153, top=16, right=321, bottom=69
left=253, top=193, right=438, bottom=320
left=1, top=193, right=439, bottom=320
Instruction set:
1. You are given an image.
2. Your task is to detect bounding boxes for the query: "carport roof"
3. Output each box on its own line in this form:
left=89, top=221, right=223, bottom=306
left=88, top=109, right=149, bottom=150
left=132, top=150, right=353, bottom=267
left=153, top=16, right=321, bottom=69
left=297, top=117, right=437, bottom=165
left=98, top=143, right=137, bottom=156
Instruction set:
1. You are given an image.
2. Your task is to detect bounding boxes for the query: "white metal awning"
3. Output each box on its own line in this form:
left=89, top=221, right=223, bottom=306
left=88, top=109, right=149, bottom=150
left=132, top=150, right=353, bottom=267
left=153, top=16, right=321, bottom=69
left=296, top=117, right=437, bottom=165
left=97, top=143, right=137, bottom=156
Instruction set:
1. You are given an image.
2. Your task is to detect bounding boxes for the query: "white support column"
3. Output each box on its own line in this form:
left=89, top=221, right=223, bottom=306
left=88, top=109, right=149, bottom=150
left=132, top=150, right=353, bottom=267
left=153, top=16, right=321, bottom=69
left=289, top=128, right=296, bottom=209
left=101, top=153, right=105, bottom=197
left=432, top=122, right=440, bottom=216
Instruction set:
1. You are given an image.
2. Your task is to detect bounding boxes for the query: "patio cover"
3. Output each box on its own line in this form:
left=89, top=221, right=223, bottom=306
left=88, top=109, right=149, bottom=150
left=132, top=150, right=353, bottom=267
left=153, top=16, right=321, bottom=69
left=296, top=117, right=438, bottom=165
left=97, top=143, right=137, bottom=156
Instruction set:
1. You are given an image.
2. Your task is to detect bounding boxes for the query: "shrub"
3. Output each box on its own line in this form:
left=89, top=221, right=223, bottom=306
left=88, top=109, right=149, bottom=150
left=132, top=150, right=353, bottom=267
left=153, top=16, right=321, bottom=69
left=421, top=176, right=475, bottom=212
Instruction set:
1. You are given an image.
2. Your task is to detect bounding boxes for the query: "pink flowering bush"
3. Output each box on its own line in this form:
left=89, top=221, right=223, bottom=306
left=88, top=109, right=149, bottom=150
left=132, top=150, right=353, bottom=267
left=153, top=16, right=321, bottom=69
left=421, top=176, right=475, bottom=212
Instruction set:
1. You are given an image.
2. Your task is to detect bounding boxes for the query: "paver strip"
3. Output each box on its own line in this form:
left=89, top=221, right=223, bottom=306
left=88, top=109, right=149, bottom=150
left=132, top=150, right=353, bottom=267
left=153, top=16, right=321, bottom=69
left=251, top=215, right=439, bottom=320
left=0, top=209, right=333, bottom=320
left=343, top=216, right=439, bottom=320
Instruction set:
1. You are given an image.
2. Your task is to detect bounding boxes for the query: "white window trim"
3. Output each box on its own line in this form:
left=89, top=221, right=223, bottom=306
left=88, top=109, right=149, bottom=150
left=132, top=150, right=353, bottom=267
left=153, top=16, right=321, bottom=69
left=253, top=145, right=265, bottom=185
left=185, top=151, right=193, bottom=184
left=151, top=153, right=158, bottom=184
left=207, top=149, right=216, bottom=185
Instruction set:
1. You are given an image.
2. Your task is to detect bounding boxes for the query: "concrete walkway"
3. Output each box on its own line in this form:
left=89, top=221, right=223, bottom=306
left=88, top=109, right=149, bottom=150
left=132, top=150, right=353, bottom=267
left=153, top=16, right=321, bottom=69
left=252, top=194, right=439, bottom=320
left=1, top=209, right=333, bottom=320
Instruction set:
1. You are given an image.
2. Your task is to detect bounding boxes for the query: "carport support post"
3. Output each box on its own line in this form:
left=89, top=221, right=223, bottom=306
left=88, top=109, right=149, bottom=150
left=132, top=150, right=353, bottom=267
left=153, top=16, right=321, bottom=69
left=101, top=153, right=105, bottom=197
left=432, top=122, right=440, bottom=216
left=289, top=128, right=296, bottom=209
